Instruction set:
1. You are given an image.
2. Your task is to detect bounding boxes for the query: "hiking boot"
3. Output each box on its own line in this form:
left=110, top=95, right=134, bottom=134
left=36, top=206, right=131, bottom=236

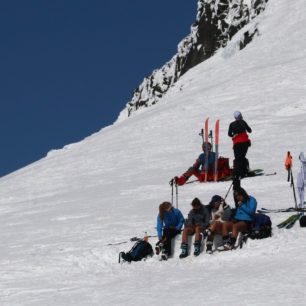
left=217, top=236, right=231, bottom=251
left=206, top=241, right=213, bottom=254
left=204, top=229, right=212, bottom=239
left=193, top=240, right=201, bottom=256
left=155, top=243, right=163, bottom=255
left=179, top=243, right=188, bottom=259
left=223, top=237, right=236, bottom=251
left=161, top=253, right=168, bottom=261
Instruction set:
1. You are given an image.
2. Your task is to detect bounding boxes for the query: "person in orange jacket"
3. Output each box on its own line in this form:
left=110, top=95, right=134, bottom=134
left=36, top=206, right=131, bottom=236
left=228, top=111, right=252, bottom=179
left=285, top=151, right=293, bottom=182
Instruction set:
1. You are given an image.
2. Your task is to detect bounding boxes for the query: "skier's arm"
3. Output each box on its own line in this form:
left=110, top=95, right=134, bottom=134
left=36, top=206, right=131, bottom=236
left=239, top=197, right=257, bottom=217
left=244, top=121, right=252, bottom=133
left=228, top=123, right=234, bottom=137
left=156, top=215, right=163, bottom=240
left=192, top=157, right=201, bottom=170
left=176, top=210, right=185, bottom=231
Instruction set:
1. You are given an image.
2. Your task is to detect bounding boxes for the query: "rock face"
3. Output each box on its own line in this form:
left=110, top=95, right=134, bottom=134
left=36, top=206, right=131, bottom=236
left=117, top=0, right=268, bottom=121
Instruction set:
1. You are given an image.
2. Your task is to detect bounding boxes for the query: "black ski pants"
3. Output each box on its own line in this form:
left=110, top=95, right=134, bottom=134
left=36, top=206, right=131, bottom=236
left=233, top=142, right=250, bottom=178
left=158, top=228, right=180, bottom=256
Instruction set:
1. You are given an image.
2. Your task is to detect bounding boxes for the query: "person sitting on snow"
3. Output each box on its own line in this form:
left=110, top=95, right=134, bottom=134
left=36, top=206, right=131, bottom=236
left=204, top=195, right=233, bottom=254
left=155, top=202, right=185, bottom=260
left=173, top=142, right=216, bottom=185
left=179, top=198, right=210, bottom=258
left=219, top=187, right=257, bottom=251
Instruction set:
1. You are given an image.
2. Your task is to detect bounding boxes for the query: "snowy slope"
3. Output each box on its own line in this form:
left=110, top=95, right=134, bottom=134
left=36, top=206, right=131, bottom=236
left=1, top=0, right=306, bottom=305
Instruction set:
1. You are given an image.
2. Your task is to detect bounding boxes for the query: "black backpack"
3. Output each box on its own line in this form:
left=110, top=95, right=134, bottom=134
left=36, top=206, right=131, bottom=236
left=249, top=213, right=272, bottom=239
left=119, top=240, right=153, bottom=263
left=300, top=215, right=306, bottom=227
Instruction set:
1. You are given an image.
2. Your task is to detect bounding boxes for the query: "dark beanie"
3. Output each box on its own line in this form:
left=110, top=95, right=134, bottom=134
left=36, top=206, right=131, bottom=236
left=209, top=195, right=222, bottom=206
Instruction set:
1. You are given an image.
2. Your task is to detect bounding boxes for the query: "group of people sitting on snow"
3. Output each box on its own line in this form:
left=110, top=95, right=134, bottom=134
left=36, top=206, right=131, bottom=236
left=155, top=111, right=256, bottom=260
left=155, top=186, right=257, bottom=260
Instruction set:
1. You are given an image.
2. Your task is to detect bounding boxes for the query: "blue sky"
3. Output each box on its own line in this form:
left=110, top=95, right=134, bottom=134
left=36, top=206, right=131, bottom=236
left=0, top=0, right=196, bottom=176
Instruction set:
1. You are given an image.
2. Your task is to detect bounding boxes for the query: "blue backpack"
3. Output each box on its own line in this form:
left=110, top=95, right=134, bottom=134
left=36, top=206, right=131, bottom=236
left=249, top=213, right=272, bottom=239
left=119, top=240, right=153, bottom=263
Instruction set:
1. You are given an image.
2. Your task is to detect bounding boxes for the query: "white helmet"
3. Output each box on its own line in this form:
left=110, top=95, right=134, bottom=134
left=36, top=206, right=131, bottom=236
left=234, top=111, right=242, bottom=120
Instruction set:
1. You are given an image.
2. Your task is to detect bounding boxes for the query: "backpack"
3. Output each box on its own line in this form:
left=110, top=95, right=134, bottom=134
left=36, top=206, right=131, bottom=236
left=249, top=213, right=272, bottom=239
left=119, top=240, right=153, bottom=263
left=300, top=215, right=306, bottom=227
left=217, top=157, right=231, bottom=179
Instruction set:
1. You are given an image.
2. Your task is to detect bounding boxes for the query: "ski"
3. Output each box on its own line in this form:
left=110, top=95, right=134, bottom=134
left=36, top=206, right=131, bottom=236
left=204, top=117, right=209, bottom=182
left=185, top=169, right=271, bottom=185
left=219, top=169, right=265, bottom=181
left=284, top=214, right=301, bottom=229
left=258, top=207, right=306, bottom=213
left=214, top=119, right=220, bottom=182
left=106, top=235, right=157, bottom=246
left=277, top=214, right=301, bottom=229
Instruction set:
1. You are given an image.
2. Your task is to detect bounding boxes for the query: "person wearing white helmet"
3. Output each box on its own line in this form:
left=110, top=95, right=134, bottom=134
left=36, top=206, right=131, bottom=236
left=228, top=111, right=252, bottom=179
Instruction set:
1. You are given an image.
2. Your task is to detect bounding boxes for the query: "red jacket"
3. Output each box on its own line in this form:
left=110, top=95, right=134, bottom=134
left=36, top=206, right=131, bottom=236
left=232, top=132, right=250, bottom=145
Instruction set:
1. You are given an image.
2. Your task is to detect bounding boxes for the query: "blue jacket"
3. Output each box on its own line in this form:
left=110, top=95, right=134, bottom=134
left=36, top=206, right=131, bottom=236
left=194, top=152, right=216, bottom=171
left=157, top=207, right=185, bottom=239
left=234, top=196, right=257, bottom=222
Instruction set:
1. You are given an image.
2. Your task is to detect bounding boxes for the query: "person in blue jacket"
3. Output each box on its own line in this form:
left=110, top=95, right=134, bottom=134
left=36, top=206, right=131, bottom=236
left=174, top=142, right=216, bottom=185
left=220, top=187, right=257, bottom=250
left=156, top=201, right=185, bottom=260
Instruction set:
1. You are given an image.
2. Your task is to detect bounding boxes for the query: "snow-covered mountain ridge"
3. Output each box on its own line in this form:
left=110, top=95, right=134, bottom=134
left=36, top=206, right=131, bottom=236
left=1, top=0, right=306, bottom=305
left=118, top=0, right=268, bottom=121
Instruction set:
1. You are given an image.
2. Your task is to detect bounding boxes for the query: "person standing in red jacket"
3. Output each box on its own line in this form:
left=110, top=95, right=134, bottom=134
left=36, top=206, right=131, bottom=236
left=228, top=111, right=252, bottom=179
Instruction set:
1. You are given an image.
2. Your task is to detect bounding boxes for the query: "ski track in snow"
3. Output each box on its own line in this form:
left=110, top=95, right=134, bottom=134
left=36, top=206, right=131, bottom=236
left=1, top=0, right=306, bottom=305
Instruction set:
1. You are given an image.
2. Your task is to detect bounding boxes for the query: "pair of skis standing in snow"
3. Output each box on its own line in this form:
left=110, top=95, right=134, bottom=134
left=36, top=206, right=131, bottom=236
left=173, top=111, right=252, bottom=187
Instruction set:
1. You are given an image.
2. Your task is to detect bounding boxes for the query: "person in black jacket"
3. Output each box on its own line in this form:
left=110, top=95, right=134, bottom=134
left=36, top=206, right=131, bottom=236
left=179, top=198, right=210, bottom=258
left=228, top=111, right=252, bottom=179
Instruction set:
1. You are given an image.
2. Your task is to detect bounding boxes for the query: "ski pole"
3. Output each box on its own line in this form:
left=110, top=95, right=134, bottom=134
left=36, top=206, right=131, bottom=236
left=169, top=178, right=174, bottom=206
left=175, top=183, right=179, bottom=209
left=209, top=130, right=213, bottom=152
left=224, top=181, right=233, bottom=200
left=290, top=169, right=298, bottom=210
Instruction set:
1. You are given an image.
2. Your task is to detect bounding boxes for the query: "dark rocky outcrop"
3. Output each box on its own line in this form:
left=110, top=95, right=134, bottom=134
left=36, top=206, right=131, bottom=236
left=117, top=0, right=268, bottom=121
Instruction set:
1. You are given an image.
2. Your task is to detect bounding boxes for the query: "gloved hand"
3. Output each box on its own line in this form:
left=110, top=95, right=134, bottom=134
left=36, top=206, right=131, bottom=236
left=175, top=176, right=186, bottom=186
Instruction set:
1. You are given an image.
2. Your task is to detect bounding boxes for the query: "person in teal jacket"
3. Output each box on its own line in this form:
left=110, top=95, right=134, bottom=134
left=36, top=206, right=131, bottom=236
left=156, top=202, right=185, bottom=260
left=221, top=187, right=257, bottom=250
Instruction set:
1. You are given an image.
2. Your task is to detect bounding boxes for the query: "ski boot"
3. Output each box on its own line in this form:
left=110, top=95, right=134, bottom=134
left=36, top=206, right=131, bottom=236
left=206, top=240, right=213, bottom=254
left=223, top=236, right=236, bottom=251
left=161, top=250, right=168, bottom=261
left=155, top=242, right=163, bottom=255
left=193, top=240, right=201, bottom=256
left=179, top=243, right=188, bottom=259
left=217, top=236, right=230, bottom=251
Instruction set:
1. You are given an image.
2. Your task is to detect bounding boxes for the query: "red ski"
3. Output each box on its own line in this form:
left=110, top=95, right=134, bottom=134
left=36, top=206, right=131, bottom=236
left=204, top=117, right=209, bottom=182
left=214, top=119, right=220, bottom=182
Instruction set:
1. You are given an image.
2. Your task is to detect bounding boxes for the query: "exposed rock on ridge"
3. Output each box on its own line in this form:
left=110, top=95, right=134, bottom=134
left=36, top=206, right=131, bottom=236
left=117, top=0, right=268, bottom=121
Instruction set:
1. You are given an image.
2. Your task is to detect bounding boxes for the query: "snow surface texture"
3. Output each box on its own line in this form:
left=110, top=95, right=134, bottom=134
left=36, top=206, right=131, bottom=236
left=1, top=0, right=306, bottom=305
